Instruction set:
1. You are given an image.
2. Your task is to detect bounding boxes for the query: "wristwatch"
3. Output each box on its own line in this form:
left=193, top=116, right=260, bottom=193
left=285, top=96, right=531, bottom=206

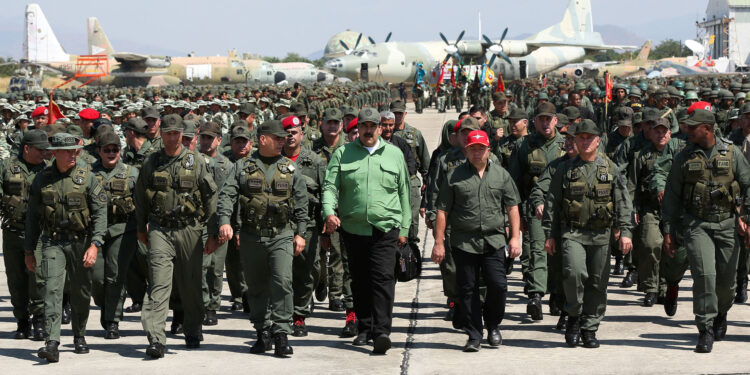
left=92, top=240, right=102, bottom=250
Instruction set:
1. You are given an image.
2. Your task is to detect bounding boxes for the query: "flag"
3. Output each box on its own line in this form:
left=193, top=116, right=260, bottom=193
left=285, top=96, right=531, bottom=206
left=47, top=92, right=66, bottom=125
left=496, top=71, right=505, bottom=92
left=484, top=65, right=495, bottom=85
left=450, top=65, right=456, bottom=88
left=435, top=62, right=447, bottom=94
left=604, top=72, right=613, bottom=103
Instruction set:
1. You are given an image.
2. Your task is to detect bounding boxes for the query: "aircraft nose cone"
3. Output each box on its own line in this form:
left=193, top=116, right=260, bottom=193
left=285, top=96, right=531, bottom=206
left=324, top=58, right=342, bottom=72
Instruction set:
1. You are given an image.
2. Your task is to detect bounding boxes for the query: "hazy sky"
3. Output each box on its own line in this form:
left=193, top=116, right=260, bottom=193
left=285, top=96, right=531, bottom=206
left=0, top=0, right=708, bottom=58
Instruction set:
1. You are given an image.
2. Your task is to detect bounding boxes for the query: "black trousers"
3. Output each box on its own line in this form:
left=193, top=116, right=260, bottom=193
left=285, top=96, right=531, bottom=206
left=341, top=227, right=398, bottom=338
left=453, top=245, right=508, bottom=340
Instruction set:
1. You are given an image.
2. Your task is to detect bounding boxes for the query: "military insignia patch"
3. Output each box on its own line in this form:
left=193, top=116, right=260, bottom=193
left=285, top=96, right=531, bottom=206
left=75, top=176, right=84, bottom=184
left=185, top=153, right=194, bottom=169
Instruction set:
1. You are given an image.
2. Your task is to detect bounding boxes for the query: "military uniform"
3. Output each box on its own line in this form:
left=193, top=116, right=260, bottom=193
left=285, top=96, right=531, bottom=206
left=90, top=145, right=140, bottom=338
left=0, top=130, right=48, bottom=340
left=661, top=109, right=750, bottom=352
left=25, top=133, right=108, bottom=361
left=134, top=115, right=217, bottom=355
left=216, top=127, right=308, bottom=355
left=509, top=105, right=565, bottom=315
left=542, top=121, right=633, bottom=346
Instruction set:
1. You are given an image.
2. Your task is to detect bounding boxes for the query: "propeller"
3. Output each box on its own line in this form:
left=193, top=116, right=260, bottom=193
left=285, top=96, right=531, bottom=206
left=483, top=27, right=511, bottom=67
left=439, top=30, right=465, bottom=64
left=339, top=33, right=364, bottom=55
left=368, top=32, right=392, bottom=46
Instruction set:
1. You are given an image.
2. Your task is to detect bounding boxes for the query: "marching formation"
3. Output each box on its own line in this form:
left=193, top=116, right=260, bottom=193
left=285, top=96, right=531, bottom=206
left=2, top=76, right=750, bottom=363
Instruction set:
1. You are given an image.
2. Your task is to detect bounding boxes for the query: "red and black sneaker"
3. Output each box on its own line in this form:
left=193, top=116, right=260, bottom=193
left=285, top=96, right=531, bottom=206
left=341, top=309, right=358, bottom=337
left=292, top=314, right=307, bottom=337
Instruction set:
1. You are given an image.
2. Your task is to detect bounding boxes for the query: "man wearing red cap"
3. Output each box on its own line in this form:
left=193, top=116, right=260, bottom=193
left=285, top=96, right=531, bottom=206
left=31, top=107, right=49, bottom=129
left=432, top=129, right=521, bottom=352
left=345, top=118, right=359, bottom=142
left=78, top=108, right=100, bottom=140
left=280, top=115, right=326, bottom=337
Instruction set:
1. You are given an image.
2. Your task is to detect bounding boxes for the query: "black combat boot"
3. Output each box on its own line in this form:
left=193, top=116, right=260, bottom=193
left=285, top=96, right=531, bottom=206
left=549, top=294, right=561, bottom=316
left=61, top=300, right=72, bottom=325
left=613, top=255, right=624, bottom=275
left=32, top=315, right=46, bottom=341
left=145, top=342, right=165, bottom=359
left=713, top=313, right=727, bottom=341
left=735, top=276, right=748, bottom=303
left=203, top=310, right=218, bottom=326
left=315, top=281, right=328, bottom=302
left=643, top=292, right=657, bottom=307
left=105, top=321, right=120, bottom=339
left=564, top=316, right=580, bottom=347
left=249, top=329, right=273, bottom=354
left=526, top=293, right=543, bottom=321
left=37, top=340, right=60, bottom=362
left=170, top=310, right=184, bottom=334
left=620, top=270, right=636, bottom=288
left=555, top=311, right=568, bottom=331
left=696, top=330, right=714, bottom=353
left=73, top=336, right=89, bottom=354
left=664, top=285, right=679, bottom=317
left=273, top=332, right=293, bottom=357
left=14, top=319, right=31, bottom=339
left=580, top=330, right=600, bottom=348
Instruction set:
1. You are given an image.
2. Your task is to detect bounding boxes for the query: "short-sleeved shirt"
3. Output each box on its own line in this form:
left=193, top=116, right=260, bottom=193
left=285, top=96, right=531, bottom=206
left=436, top=159, right=520, bottom=254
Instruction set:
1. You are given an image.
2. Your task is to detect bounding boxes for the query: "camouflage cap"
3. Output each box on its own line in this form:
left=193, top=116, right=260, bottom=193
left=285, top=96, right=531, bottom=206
left=123, top=117, right=148, bottom=135
left=685, top=109, right=716, bottom=127
left=182, top=120, right=197, bottom=137
left=231, top=125, right=252, bottom=140
left=67, top=125, right=84, bottom=138
left=641, top=107, right=661, bottom=123
left=323, top=108, right=343, bottom=122
left=257, top=120, right=288, bottom=138
left=97, top=131, right=121, bottom=147
left=574, top=119, right=600, bottom=136
left=390, top=100, right=407, bottom=113
left=22, top=129, right=50, bottom=149
left=201, top=121, right=222, bottom=138
left=357, top=107, right=380, bottom=124
left=161, top=114, right=183, bottom=131
left=48, top=132, right=82, bottom=150
left=291, top=102, right=307, bottom=116
left=44, top=122, right=66, bottom=137
left=651, top=117, right=670, bottom=129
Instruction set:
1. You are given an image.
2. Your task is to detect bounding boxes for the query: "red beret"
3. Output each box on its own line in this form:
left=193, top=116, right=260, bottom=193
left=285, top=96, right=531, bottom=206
left=687, top=101, right=712, bottom=115
left=453, top=119, right=462, bottom=133
left=79, top=108, right=100, bottom=121
left=346, top=118, right=358, bottom=133
left=31, top=106, right=49, bottom=118
left=281, top=115, right=301, bottom=129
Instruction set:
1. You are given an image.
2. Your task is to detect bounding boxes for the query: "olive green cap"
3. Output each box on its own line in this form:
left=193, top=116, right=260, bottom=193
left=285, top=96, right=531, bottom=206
left=685, top=109, right=716, bottom=127
left=357, top=107, right=380, bottom=124
left=574, top=119, right=599, bottom=135
left=201, top=121, right=222, bottom=138
left=238, top=102, right=256, bottom=115
left=340, top=105, right=358, bottom=118
left=124, top=117, right=148, bottom=135
left=231, top=125, right=252, bottom=140
left=562, top=106, right=581, bottom=120
left=182, top=120, right=197, bottom=137
left=390, top=100, right=406, bottom=113
left=257, top=120, right=288, bottom=137
left=741, top=102, right=750, bottom=114
left=323, top=108, right=343, bottom=122
left=161, top=114, right=183, bottom=131
left=616, top=106, right=634, bottom=127
left=556, top=113, right=569, bottom=127
left=507, top=107, right=528, bottom=121
left=48, top=132, right=82, bottom=150
left=491, top=92, right=507, bottom=102
left=67, top=125, right=83, bottom=137
left=535, top=102, right=556, bottom=117
left=22, top=129, right=50, bottom=149
left=142, top=106, right=160, bottom=119
left=651, top=117, right=670, bottom=129
left=97, top=131, right=121, bottom=147
left=459, top=117, right=481, bottom=131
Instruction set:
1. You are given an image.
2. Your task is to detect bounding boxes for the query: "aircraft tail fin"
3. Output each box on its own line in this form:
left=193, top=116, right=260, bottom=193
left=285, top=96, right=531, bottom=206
left=635, top=40, right=652, bottom=62
left=527, top=0, right=604, bottom=47
left=87, top=17, right=115, bottom=55
left=24, top=3, right=70, bottom=62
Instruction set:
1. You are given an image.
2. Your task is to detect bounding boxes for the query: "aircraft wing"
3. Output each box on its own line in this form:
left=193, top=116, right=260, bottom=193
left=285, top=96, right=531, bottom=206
left=526, top=42, right=638, bottom=51
left=112, top=52, right=149, bottom=65
left=110, top=70, right=169, bottom=77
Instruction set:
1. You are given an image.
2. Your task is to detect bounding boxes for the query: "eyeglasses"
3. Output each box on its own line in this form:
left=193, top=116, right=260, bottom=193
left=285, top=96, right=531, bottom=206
left=101, top=147, right=120, bottom=154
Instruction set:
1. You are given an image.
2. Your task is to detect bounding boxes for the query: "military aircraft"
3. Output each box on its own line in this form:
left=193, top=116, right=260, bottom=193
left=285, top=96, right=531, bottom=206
left=323, top=0, right=634, bottom=83
left=557, top=40, right=652, bottom=78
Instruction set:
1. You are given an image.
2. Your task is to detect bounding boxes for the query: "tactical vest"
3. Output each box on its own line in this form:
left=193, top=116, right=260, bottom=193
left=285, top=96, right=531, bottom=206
left=681, top=143, right=741, bottom=222
left=39, top=167, right=92, bottom=239
left=96, top=164, right=135, bottom=225
left=0, top=159, right=31, bottom=230
left=296, top=153, right=320, bottom=214
left=238, top=158, right=295, bottom=237
left=524, top=138, right=565, bottom=189
left=634, top=149, right=660, bottom=210
left=145, top=151, right=204, bottom=228
left=562, top=158, right=615, bottom=230
left=497, top=137, right=519, bottom=170
left=399, top=126, right=420, bottom=167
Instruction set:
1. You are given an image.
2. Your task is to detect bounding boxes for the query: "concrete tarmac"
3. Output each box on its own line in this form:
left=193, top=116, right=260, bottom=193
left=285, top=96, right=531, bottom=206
left=1, top=102, right=750, bottom=374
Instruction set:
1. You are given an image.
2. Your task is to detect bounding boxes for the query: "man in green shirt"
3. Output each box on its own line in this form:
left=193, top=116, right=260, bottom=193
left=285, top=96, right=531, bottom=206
left=321, top=107, right=411, bottom=354
left=432, top=129, right=521, bottom=352
left=542, top=119, right=633, bottom=349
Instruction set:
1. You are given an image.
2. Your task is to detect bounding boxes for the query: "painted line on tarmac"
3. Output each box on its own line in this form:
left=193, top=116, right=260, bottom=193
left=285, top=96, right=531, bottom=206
left=399, top=228, right=429, bottom=375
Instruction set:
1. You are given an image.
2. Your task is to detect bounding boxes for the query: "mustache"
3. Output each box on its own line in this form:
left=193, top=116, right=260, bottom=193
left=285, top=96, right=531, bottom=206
left=363, top=133, right=374, bottom=137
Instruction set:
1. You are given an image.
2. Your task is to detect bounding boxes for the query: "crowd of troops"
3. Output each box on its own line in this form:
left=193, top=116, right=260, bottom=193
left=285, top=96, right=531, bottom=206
left=1, top=74, right=750, bottom=361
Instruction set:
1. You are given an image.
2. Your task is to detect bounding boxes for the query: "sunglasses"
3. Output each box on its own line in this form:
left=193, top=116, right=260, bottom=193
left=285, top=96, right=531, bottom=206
left=101, top=147, right=120, bottom=154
